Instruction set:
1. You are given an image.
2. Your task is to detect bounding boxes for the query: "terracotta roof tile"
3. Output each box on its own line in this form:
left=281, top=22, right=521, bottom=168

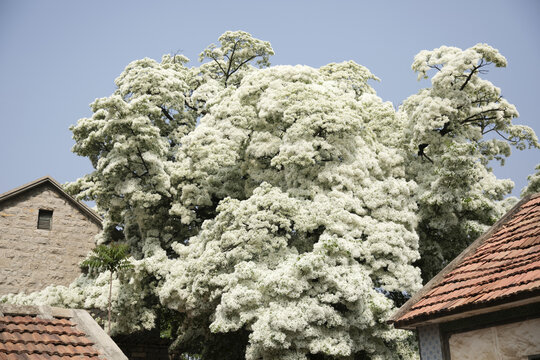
left=394, top=194, right=540, bottom=326
left=1, top=355, right=99, bottom=360
left=0, top=314, right=104, bottom=359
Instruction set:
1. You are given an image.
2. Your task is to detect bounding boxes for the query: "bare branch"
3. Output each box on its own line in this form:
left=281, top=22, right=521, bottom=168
left=129, top=128, right=151, bottom=176
left=460, top=65, right=480, bottom=91
left=495, top=130, right=516, bottom=143
left=482, top=127, right=497, bottom=135
left=227, top=56, right=257, bottom=79
left=224, top=41, right=239, bottom=87
left=184, top=101, right=198, bottom=112
left=460, top=108, right=503, bottom=124
left=136, top=146, right=150, bottom=174
left=459, top=60, right=491, bottom=91
left=208, top=53, right=228, bottom=77
left=124, top=165, right=148, bottom=179
left=161, top=107, right=174, bottom=123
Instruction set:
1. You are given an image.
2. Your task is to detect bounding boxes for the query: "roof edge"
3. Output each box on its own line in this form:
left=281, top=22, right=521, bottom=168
left=0, top=176, right=102, bottom=227
left=395, top=291, right=540, bottom=330
left=389, top=192, right=540, bottom=326
left=72, top=309, right=128, bottom=360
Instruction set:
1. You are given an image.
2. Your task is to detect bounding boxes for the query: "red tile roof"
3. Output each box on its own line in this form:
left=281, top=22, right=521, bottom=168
left=391, top=193, right=540, bottom=328
left=0, top=314, right=104, bottom=359
left=0, top=305, right=127, bottom=360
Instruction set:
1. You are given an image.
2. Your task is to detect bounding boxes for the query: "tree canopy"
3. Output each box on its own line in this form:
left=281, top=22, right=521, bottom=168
left=3, top=31, right=538, bottom=360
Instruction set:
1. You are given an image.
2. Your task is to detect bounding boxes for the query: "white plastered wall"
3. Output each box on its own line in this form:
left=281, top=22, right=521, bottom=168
left=449, top=317, right=540, bottom=360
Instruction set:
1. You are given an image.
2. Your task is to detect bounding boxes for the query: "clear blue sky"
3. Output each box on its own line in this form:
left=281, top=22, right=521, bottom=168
left=1, top=0, right=539, bottom=197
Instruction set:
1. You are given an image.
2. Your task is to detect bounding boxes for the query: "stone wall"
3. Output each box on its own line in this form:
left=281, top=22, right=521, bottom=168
left=0, top=183, right=101, bottom=295
left=449, top=317, right=540, bottom=360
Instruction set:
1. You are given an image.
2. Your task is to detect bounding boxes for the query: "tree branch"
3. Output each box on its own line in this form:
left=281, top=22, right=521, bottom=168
left=439, top=121, right=451, bottom=136
left=224, top=41, right=239, bottom=87
left=460, top=64, right=480, bottom=91
left=417, top=144, right=434, bottom=163
left=208, top=53, right=227, bottom=78
left=227, top=56, right=257, bottom=79
left=129, top=128, right=151, bottom=176
left=161, top=106, right=174, bottom=123
left=124, top=165, right=148, bottom=179
left=136, top=146, right=150, bottom=174
left=495, top=130, right=515, bottom=143
left=482, top=127, right=497, bottom=135
left=184, top=101, right=198, bottom=112
left=460, top=108, right=503, bottom=125
left=459, top=60, right=490, bottom=91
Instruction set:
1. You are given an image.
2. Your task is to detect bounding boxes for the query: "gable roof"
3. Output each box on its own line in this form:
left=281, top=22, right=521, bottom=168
left=390, top=193, right=540, bottom=329
left=0, top=176, right=102, bottom=227
left=0, top=304, right=127, bottom=359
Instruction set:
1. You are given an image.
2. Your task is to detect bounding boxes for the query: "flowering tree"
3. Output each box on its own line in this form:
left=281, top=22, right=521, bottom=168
left=398, top=44, right=538, bottom=281
left=522, top=164, right=540, bottom=197
left=3, top=32, right=537, bottom=360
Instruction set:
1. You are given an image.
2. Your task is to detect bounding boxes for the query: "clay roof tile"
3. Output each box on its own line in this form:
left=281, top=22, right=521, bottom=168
left=0, top=305, right=127, bottom=360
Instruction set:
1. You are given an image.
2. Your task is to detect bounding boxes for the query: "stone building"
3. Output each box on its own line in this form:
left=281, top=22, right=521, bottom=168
left=0, top=176, right=102, bottom=295
left=390, top=193, right=540, bottom=360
